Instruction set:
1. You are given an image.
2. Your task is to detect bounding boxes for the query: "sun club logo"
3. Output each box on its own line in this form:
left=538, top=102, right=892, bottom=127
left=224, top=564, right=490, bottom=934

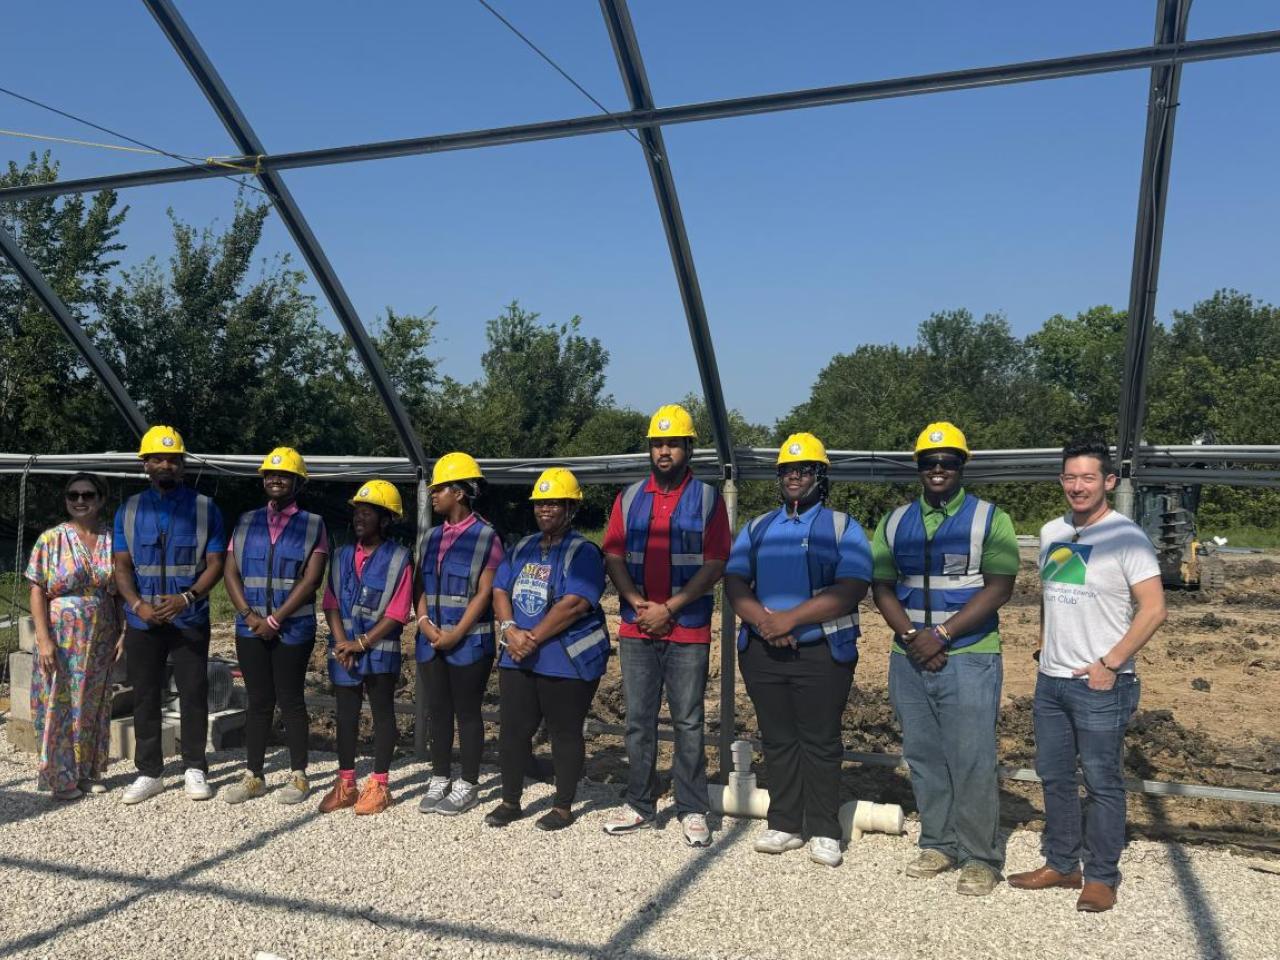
left=1041, top=541, right=1092, bottom=585
left=657, top=418, right=671, bottom=431
left=929, top=430, right=944, bottom=443
left=161, top=436, right=175, bottom=447
left=358, top=486, right=371, bottom=498
left=788, top=442, right=802, bottom=455
left=270, top=455, right=283, bottom=464
left=538, top=481, right=551, bottom=493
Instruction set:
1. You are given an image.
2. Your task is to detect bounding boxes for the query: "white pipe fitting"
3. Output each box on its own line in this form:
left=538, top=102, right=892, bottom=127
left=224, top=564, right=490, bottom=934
left=710, top=740, right=906, bottom=841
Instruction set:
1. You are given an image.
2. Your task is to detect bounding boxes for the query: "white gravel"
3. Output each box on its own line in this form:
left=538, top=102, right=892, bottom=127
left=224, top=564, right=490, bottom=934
left=0, top=729, right=1276, bottom=960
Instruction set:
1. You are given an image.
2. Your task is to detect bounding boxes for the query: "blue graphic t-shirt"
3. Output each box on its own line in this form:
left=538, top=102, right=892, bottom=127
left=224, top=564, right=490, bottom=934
left=495, top=535, right=605, bottom=679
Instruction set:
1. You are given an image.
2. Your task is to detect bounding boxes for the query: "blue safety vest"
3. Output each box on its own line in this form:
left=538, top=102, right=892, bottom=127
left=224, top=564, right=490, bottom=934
left=506, top=531, right=611, bottom=681
left=327, top=541, right=411, bottom=686
left=232, top=508, right=325, bottom=645
left=122, top=488, right=215, bottom=630
left=618, top=476, right=719, bottom=630
left=418, top=518, right=500, bottom=666
left=884, top=493, right=996, bottom=649
left=737, top=505, right=861, bottom=663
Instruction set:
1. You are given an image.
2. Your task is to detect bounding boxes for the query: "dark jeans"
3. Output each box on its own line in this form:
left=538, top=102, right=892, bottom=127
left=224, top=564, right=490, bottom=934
left=619, top=636, right=709, bottom=819
left=739, top=636, right=853, bottom=840
left=498, top=668, right=600, bottom=808
left=125, top=623, right=210, bottom=778
left=335, top=673, right=398, bottom=775
left=888, top=651, right=1003, bottom=869
left=1033, top=672, right=1140, bottom=886
left=425, top=654, right=493, bottom=784
left=235, top=634, right=313, bottom=775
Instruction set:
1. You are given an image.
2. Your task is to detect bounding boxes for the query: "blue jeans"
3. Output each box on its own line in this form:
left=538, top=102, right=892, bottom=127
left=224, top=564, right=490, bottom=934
left=619, top=637, right=710, bottom=819
left=1033, top=672, right=1140, bottom=886
left=888, top=651, right=1003, bottom=869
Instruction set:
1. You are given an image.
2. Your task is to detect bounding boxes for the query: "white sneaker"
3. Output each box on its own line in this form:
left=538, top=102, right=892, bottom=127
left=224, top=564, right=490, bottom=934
left=809, top=836, right=843, bottom=867
left=122, top=775, right=165, bottom=805
left=603, top=803, right=655, bottom=835
left=183, top=769, right=213, bottom=801
left=418, top=776, right=451, bottom=814
left=753, top=828, right=804, bottom=854
left=681, top=813, right=712, bottom=848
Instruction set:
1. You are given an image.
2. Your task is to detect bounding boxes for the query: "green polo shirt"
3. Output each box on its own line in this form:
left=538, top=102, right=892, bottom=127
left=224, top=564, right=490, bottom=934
left=871, top=487, right=1019, bottom=655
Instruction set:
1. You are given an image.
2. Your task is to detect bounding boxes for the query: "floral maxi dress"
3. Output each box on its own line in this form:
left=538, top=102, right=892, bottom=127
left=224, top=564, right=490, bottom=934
left=24, top=523, right=119, bottom=792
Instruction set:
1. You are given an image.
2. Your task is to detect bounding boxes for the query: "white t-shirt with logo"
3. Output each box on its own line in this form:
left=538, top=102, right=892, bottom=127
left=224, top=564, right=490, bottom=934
left=1038, top=510, right=1161, bottom=678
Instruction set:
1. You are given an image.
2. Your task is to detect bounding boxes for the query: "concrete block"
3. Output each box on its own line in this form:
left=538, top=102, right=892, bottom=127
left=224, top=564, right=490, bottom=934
left=6, top=717, right=36, bottom=753
left=18, top=615, right=35, bottom=652
left=209, top=708, right=247, bottom=750
left=8, top=651, right=33, bottom=722
left=109, top=715, right=178, bottom=761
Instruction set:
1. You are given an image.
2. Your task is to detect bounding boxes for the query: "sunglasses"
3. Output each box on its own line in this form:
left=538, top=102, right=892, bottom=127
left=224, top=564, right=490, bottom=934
left=778, top=464, right=819, bottom=478
left=65, top=490, right=99, bottom=502
left=918, top=456, right=964, bottom=472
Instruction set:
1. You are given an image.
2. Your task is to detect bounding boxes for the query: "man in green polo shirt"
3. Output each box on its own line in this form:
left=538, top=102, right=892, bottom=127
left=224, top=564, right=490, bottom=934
left=871, top=421, right=1018, bottom=897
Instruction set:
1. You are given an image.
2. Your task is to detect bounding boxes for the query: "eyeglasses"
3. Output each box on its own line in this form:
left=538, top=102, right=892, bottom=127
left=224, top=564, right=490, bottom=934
left=777, top=464, right=819, bottom=478
left=918, top=456, right=964, bottom=472
left=65, top=490, right=98, bottom=502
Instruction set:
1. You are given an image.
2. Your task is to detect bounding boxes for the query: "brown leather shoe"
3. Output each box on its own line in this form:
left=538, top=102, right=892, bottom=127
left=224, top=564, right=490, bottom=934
left=318, top=778, right=359, bottom=814
left=1077, top=881, right=1117, bottom=912
left=354, top=779, right=392, bottom=815
left=1007, top=865, right=1084, bottom=890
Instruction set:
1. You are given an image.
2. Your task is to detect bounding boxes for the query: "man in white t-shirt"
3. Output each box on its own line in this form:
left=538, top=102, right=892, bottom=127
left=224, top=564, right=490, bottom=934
left=1008, top=438, right=1166, bottom=914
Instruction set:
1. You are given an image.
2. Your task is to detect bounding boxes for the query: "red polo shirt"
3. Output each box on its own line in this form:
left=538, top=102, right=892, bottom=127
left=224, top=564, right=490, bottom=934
left=603, top=472, right=731, bottom=644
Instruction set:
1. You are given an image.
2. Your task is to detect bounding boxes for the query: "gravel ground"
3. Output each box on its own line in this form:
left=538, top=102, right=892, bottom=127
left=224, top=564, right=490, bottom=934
left=1, top=730, right=1277, bottom=960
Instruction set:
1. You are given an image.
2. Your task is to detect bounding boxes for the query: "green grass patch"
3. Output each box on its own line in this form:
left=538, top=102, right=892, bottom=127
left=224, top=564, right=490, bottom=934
left=0, top=573, right=32, bottom=662
left=1201, top=526, right=1280, bottom=550
left=206, top=580, right=237, bottom=624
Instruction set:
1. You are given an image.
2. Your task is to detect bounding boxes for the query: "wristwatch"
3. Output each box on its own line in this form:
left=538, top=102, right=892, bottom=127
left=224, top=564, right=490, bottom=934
left=238, top=606, right=254, bottom=619
left=499, top=619, right=516, bottom=636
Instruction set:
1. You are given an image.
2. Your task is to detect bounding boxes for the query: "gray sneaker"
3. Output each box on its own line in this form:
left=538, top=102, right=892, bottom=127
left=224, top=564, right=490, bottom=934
left=274, top=772, right=311, bottom=805
left=418, top=776, right=451, bottom=814
left=435, top=780, right=479, bottom=816
left=681, top=813, right=712, bottom=848
left=905, top=849, right=955, bottom=878
left=223, top=772, right=266, bottom=805
left=956, top=861, right=1000, bottom=897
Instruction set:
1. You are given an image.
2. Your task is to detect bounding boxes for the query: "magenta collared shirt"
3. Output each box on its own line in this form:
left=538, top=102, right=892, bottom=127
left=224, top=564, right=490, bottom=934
left=229, top=502, right=329, bottom=553
left=436, top=513, right=503, bottom=573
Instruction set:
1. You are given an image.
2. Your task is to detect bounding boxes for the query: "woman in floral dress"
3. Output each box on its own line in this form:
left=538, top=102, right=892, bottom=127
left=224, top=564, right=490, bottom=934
left=25, top=473, right=124, bottom=800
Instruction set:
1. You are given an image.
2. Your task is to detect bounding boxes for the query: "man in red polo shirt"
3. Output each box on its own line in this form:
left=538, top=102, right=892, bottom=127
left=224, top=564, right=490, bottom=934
left=602, top=404, right=731, bottom=847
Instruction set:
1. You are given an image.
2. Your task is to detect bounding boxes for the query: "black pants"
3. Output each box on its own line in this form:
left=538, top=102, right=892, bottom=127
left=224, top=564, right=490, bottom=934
left=125, top=623, right=210, bottom=778
left=739, top=636, right=854, bottom=839
left=498, top=668, right=599, bottom=808
left=425, top=654, right=493, bottom=783
left=235, top=634, right=314, bottom=775
left=335, top=673, right=397, bottom=774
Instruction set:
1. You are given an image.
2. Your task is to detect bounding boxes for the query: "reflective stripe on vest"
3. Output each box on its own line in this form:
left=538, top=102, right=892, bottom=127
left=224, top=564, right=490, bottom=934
left=888, top=494, right=997, bottom=648
left=418, top=520, right=498, bottom=664
left=124, top=492, right=210, bottom=584
left=232, top=508, right=323, bottom=642
left=619, top=476, right=717, bottom=629
left=739, top=506, right=860, bottom=659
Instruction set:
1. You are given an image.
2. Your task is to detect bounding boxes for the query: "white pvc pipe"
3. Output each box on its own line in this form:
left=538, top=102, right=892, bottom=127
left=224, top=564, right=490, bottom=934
left=710, top=740, right=906, bottom=841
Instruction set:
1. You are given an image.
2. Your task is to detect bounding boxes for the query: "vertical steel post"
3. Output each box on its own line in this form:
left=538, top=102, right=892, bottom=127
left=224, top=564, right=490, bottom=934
left=413, top=470, right=432, bottom=758
left=1116, top=0, right=1191, bottom=509
left=717, top=473, right=738, bottom=778
left=0, top=224, right=147, bottom=438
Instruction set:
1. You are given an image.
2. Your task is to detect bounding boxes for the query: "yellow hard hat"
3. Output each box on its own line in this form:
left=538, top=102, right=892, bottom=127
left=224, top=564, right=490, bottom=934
left=137, top=425, right=186, bottom=458
left=914, top=421, right=970, bottom=459
left=647, top=403, right=697, bottom=440
left=529, top=467, right=583, bottom=501
left=777, top=432, right=829, bottom=466
left=431, top=452, right=483, bottom=487
left=349, top=479, right=404, bottom=518
left=259, top=446, right=308, bottom=478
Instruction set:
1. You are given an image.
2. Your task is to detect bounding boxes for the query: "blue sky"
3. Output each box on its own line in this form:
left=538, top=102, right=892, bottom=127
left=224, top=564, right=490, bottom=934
left=4, top=1, right=1278, bottom=427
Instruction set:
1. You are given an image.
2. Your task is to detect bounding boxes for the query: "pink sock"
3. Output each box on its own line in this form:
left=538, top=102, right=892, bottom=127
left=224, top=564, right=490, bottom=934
left=339, top=769, right=356, bottom=784
left=372, top=772, right=389, bottom=786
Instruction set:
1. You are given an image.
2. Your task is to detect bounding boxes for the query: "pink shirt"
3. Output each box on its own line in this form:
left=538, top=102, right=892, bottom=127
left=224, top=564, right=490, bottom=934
left=227, top=502, right=329, bottom=554
left=322, top=542, right=414, bottom=624
left=435, top=513, right=504, bottom=574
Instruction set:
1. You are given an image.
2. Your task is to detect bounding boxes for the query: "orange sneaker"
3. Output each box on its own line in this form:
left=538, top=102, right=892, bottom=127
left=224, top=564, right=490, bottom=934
left=318, top=778, right=359, bottom=813
left=354, top=778, right=393, bottom=815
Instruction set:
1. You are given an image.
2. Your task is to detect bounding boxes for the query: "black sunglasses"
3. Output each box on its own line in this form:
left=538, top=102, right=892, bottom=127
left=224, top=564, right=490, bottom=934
left=918, top=456, right=964, bottom=472
left=65, top=490, right=99, bottom=502
left=778, top=464, right=820, bottom=478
